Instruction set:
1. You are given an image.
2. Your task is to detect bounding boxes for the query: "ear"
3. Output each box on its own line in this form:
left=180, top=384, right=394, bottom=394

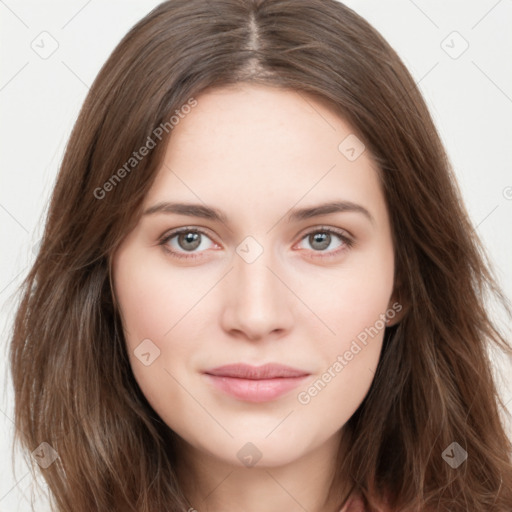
left=385, top=286, right=408, bottom=327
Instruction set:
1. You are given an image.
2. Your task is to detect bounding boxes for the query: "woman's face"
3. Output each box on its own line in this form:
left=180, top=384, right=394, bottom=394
left=112, top=83, right=398, bottom=468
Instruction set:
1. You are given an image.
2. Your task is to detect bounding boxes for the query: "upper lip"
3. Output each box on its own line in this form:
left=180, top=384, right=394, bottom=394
left=204, top=363, right=310, bottom=380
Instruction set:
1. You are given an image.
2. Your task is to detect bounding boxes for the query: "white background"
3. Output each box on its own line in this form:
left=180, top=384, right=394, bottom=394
left=1, top=1, right=511, bottom=510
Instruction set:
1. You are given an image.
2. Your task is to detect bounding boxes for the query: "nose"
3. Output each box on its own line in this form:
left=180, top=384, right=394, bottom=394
left=219, top=244, right=295, bottom=342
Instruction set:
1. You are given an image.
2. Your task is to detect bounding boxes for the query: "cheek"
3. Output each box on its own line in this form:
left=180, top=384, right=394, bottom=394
left=294, top=244, right=393, bottom=408
left=112, top=247, right=210, bottom=417
left=301, top=244, right=394, bottom=349
left=113, top=246, right=211, bottom=351
left=295, top=281, right=390, bottom=424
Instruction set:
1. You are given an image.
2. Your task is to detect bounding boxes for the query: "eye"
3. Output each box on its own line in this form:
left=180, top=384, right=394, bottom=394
left=295, top=227, right=354, bottom=258
left=159, top=225, right=354, bottom=261
left=159, top=227, right=218, bottom=260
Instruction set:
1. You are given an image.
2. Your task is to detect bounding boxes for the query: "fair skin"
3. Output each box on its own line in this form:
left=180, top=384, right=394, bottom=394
left=112, top=83, right=402, bottom=512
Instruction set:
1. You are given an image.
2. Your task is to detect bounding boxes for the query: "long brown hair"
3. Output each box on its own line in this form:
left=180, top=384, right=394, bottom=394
left=8, top=0, right=512, bottom=510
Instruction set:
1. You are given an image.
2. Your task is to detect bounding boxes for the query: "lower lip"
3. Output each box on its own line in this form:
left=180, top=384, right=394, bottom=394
left=203, top=374, right=310, bottom=402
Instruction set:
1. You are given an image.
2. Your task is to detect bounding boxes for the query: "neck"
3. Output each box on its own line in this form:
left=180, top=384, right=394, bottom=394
left=174, top=430, right=353, bottom=512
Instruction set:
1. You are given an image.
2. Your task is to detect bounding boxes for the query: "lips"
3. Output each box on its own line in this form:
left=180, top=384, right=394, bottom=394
left=203, top=363, right=311, bottom=402
left=204, top=363, right=310, bottom=379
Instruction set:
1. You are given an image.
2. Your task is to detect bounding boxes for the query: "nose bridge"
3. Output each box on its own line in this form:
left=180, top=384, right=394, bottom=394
left=221, top=234, right=294, bottom=338
left=237, top=251, right=275, bottom=297
left=234, top=235, right=281, bottom=307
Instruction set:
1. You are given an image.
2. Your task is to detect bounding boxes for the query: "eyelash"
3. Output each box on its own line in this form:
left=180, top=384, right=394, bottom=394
left=158, top=226, right=354, bottom=261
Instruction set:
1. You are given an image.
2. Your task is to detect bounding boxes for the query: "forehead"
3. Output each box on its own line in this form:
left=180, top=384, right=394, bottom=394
left=171, top=83, right=359, bottom=159
left=143, top=83, right=386, bottom=228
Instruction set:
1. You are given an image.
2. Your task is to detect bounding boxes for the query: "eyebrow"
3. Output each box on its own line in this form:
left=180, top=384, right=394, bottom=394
left=143, top=200, right=374, bottom=224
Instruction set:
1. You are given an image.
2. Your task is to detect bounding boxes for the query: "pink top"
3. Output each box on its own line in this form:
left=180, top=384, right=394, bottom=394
left=339, top=491, right=389, bottom=512
left=339, top=493, right=365, bottom=512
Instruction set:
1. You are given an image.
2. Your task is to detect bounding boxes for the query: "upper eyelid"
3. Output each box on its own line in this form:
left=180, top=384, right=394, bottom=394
left=161, top=226, right=218, bottom=243
left=305, top=225, right=353, bottom=239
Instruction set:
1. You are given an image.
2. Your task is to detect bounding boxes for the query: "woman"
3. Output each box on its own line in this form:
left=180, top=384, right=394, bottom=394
left=9, top=1, right=512, bottom=511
